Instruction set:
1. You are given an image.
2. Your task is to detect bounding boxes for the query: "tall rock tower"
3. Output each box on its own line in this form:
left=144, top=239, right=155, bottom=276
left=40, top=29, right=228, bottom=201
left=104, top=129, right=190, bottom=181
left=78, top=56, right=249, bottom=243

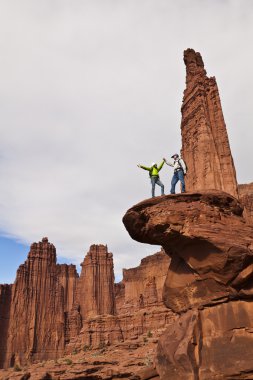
left=4, top=238, right=66, bottom=368
left=78, top=244, right=115, bottom=319
left=181, top=48, right=238, bottom=198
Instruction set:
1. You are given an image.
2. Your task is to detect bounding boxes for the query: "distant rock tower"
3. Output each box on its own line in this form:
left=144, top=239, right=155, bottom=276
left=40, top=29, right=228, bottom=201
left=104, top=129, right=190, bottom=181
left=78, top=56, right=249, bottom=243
left=181, top=48, right=238, bottom=198
left=78, top=244, right=115, bottom=319
left=3, top=238, right=66, bottom=368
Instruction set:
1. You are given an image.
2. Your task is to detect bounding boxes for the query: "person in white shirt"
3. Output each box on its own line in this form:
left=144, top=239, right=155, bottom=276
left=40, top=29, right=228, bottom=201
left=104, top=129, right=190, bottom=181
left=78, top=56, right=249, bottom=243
left=163, top=153, right=187, bottom=194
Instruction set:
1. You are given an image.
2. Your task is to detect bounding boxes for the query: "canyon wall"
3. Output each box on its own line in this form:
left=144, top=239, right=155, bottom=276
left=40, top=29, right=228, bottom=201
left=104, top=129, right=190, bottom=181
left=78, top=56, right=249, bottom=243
left=116, top=251, right=170, bottom=314
left=123, top=191, right=253, bottom=379
left=181, top=49, right=238, bottom=198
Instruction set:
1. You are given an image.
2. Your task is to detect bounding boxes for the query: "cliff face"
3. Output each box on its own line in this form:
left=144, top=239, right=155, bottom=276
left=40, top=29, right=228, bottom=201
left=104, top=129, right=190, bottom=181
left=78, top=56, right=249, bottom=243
left=57, top=264, right=78, bottom=313
left=116, top=251, right=170, bottom=314
left=181, top=49, right=238, bottom=198
left=123, top=192, right=253, bottom=379
left=0, top=284, right=12, bottom=368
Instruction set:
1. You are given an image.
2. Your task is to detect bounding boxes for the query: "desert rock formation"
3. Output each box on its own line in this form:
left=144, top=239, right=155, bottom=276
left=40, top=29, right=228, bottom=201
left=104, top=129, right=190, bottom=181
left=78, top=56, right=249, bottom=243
left=121, top=48, right=253, bottom=379
left=0, top=240, right=173, bottom=373
left=77, top=244, right=116, bottom=319
left=238, top=182, right=253, bottom=224
left=181, top=49, right=238, bottom=197
left=0, top=284, right=12, bottom=369
left=123, top=191, right=253, bottom=379
left=2, top=238, right=66, bottom=368
left=116, top=251, right=170, bottom=314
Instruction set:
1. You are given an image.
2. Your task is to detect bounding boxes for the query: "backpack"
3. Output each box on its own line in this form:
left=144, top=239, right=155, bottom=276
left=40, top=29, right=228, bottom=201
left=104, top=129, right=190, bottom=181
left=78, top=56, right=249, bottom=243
left=178, top=158, right=188, bottom=173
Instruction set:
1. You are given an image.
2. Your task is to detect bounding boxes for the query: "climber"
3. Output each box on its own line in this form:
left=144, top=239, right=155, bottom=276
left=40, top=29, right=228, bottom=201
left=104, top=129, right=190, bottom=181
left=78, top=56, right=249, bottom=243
left=137, top=160, right=165, bottom=198
left=163, top=154, right=187, bottom=194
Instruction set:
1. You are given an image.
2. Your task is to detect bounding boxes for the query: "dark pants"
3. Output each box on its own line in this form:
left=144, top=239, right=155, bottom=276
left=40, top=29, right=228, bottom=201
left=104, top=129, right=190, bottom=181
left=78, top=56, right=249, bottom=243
left=151, top=176, right=164, bottom=197
left=171, top=169, right=185, bottom=194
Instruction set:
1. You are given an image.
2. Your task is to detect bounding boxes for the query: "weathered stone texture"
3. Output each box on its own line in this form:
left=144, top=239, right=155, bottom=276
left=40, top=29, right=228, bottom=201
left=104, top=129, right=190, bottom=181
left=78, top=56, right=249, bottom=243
left=0, top=284, right=12, bottom=369
left=123, top=192, right=253, bottom=312
left=4, top=238, right=66, bottom=368
left=156, top=301, right=253, bottom=380
left=116, top=251, right=170, bottom=314
left=77, top=244, right=116, bottom=319
left=123, top=190, right=253, bottom=378
left=0, top=240, right=174, bottom=370
left=238, top=182, right=253, bottom=224
left=181, top=49, right=238, bottom=197
left=80, top=307, right=176, bottom=350
left=57, top=264, right=78, bottom=313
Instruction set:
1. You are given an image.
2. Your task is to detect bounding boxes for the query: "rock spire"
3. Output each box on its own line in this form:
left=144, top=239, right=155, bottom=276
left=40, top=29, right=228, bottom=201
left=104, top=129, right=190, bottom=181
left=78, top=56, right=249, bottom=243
left=77, top=244, right=116, bottom=319
left=181, top=48, right=238, bottom=198
left=4, top=237, right=66, bottom=368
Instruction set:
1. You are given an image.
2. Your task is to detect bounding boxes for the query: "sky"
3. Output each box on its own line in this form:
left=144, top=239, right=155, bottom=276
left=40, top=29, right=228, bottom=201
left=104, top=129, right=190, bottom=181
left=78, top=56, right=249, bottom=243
left=1, top=0, right=253, bottom=284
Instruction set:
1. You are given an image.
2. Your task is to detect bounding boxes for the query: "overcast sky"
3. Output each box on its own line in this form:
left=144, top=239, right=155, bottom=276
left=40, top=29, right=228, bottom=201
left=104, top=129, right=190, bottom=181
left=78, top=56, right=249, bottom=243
left=1, top=0, right=253, bottom=283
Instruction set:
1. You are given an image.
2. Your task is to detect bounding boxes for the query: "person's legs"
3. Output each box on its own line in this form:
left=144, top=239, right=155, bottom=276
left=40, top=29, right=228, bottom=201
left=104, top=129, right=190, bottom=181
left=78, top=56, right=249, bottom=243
left=151, top=176, right=156, bottom=197
left=156, top=178, right=165, bottom=195
left=171, top=172, right=179, bottom=194
left=178, top=170, right=185, bottom=192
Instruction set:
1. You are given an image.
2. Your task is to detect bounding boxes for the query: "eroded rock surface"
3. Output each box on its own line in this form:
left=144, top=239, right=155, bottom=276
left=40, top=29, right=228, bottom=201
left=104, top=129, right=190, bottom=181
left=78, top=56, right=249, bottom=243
left=0, top=241, right=173, bottom=374
left=116, top=251, right=170, bottom=314
left=181, top=49, right=238, bottom=197
left=123, top=192, right=253, bottom=312
left=156, top=301, right=253, bottom=380
left=77, top=244, right=116, bottom=319
left=4, top=238, right=66, bottom=368
left=239, top=182, right=253, bottom=224
left=0, top=284, right=12, bottom=368
left=123, top=191, right=253, bottom=379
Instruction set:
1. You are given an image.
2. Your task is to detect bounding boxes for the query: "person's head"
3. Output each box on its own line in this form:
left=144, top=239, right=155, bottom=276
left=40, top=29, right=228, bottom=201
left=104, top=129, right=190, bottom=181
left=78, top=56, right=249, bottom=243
left=151, top=162, right=157, bottom=167
left=171, top=153, right=179, bottom=160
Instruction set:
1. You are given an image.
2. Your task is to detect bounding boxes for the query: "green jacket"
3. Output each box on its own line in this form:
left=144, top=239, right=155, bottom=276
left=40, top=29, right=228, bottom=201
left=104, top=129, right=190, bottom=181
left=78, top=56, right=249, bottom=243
left=140, top=161, right=165, bottom=177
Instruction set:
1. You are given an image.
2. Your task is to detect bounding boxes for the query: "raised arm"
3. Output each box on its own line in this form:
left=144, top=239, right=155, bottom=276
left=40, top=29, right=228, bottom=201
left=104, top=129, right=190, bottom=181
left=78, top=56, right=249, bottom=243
left=157, top=160, right=165, bottom=171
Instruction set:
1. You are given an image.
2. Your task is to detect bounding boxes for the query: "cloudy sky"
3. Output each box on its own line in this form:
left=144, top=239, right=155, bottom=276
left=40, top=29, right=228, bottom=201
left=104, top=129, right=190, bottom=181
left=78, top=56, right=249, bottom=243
left=1, top=0, right=253, bottom=284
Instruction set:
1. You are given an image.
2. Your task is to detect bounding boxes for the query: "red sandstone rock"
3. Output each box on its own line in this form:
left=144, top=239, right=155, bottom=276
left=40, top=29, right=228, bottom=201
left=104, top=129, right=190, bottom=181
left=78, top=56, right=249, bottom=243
left=78, top=307, right=176, bottom=350
left=0, top=240, right=174, bottom=371
left=156, top=301, right=253, bottom=379
left=77, top=245, right=116, bottom=319
left=123, top=191, right=253, bottom=378
left=238, top=182, right=253, bottom=224
left=181, top=49, right=238, bottom=197
left=3, top=238, right=66, bottom=368
left=123, top=192, right=253, bottom=312
left=116, top=251, right=170, bottom=314
left=0, top=284, right=12, bottom=368
left=57, top=264, right=78, bottom=313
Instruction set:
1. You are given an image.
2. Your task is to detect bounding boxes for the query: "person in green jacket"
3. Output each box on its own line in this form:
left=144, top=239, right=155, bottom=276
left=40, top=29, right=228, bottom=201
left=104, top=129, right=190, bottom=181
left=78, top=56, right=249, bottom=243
left=137, top=160, right=165, bottom=198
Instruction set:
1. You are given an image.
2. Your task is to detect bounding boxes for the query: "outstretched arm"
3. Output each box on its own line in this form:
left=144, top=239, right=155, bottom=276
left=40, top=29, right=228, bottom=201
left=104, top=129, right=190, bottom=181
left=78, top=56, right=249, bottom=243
left=163, top=158, right=174, bottom=167
left=137, top=164, right=151, bottom=171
